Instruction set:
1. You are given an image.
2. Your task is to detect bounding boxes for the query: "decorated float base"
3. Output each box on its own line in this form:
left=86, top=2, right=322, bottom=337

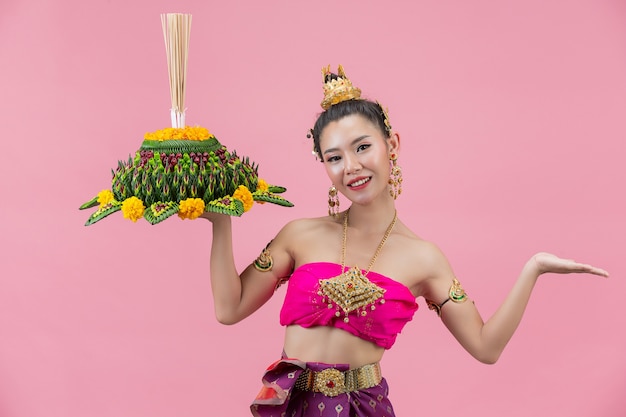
left=79, top=126, right=293, bottom=226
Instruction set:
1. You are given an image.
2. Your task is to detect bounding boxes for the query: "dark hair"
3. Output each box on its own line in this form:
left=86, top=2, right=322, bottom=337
left=311, top=99, right=390, bottom=160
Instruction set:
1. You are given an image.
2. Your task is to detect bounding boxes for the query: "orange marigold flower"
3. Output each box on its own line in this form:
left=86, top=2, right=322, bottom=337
left=97, top=190, right=114, bottom=207
left=121, top=197, right=145, bottom=222
left=233, top=185, right=254, bottom=212
left=144, top=126, right=213, bottom=141
left=178, top=198, right=206, bottom=220
left=257, top=179, right=269, bottom=192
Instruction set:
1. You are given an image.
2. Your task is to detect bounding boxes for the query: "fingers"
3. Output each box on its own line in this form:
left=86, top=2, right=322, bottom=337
left=566, top=260, right=609, bottom=277
left=579, top=263, right=610, bottom=278
left=534, top=253, right=609, bottom=278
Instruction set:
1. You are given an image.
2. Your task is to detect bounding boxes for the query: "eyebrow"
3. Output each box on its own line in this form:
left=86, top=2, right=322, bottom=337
left=322, top=135, right=370, bottom=155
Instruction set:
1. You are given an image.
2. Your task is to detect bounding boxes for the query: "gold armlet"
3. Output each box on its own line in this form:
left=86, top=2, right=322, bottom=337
left=253, top=241, right=274, bottom=272
left=427, top=278, right=468, bottom=317
left=449, top=278, right=468, bottom=303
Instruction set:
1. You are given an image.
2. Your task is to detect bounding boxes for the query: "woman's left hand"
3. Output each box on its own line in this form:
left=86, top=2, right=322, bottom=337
left=531, top=252, right=609, bottom=277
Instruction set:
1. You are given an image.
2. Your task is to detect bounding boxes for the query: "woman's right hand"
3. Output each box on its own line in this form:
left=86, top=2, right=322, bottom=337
left=200, top=211, right=231, bottom=224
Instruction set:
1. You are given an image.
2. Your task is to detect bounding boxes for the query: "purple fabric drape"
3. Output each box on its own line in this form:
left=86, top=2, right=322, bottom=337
left=251, top=358, right=396, bottom=417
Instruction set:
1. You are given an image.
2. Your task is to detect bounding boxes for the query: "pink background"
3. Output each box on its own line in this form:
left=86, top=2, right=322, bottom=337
left=1, top=0, right=625, bottom=416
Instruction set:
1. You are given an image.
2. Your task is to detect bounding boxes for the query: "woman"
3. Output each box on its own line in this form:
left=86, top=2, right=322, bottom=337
left=203, top=66, right=608, bottom=417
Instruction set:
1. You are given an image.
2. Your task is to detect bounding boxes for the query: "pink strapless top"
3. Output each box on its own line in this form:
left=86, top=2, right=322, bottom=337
left=279, top=262, right=418, bottom=349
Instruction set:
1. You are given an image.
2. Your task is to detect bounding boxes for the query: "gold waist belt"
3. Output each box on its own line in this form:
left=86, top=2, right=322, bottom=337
left=294, top=362, right=382, bottom=397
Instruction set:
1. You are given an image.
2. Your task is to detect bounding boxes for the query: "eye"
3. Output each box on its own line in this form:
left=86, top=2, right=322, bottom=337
left=325, top=155, right=341, bottom=163
left=356, top=143, right=371, bottom=152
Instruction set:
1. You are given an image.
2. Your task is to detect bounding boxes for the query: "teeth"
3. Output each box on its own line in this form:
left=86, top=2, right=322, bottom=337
left=350, top=178, right=370, bottom=187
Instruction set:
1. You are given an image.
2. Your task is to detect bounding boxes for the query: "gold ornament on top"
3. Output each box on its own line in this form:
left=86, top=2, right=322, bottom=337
left=320, top=65, right=362, bottom=110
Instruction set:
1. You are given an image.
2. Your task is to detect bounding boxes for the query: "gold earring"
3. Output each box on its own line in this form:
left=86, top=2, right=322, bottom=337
left=388, top=153, right=402, bottom=200
left=328, top=186, right=340, bottom=217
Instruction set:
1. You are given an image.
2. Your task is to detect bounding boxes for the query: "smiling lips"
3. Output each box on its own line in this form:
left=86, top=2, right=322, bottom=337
left=347, top=176, right=371, bottom=189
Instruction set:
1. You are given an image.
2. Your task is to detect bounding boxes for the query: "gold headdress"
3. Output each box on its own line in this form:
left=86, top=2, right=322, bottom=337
left=317, top=65, right=392, bottom=135
left=320, top=65, right=362, bottom=110
left=309, top=65, right=393, bottom=159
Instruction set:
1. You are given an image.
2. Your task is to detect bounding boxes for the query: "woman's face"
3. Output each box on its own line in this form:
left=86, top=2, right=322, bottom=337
left=319, top=114, right=399, bottom=206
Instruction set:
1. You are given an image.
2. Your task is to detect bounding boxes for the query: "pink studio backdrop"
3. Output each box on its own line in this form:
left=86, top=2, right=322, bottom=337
left=1, top=1, right=625, bottom=416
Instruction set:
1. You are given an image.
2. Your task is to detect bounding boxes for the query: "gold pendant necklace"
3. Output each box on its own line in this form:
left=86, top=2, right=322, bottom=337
left=318, top=209, right=397, bottom=323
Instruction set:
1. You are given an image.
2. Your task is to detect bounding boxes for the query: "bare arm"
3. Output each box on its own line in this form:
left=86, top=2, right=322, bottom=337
left=204, top=212, right=294, bottom=324
left=421, top=249, right=608, bottom=364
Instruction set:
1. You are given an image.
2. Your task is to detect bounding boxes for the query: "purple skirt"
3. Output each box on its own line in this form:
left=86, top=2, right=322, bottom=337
left=251, top=358, right=396, bottom=417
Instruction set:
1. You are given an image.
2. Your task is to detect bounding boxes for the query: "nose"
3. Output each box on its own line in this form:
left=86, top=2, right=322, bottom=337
left=344, top=153, right=362, bottom=175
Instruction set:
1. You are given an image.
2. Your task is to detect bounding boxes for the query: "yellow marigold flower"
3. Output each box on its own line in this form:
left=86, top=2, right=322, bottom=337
left=233, top=185, right=254, bottom=212
left=97, top=190, right=114, bottom=207
left=178, top=198, right=206, bottom=220
left=257, top=179, right=269, bottom=192
left=121, top=197, right=145, bottom=222
left=144, top=126, right=213, bottom=141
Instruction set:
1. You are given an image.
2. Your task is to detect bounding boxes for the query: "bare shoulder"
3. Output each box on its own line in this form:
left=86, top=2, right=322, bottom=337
left=394, top=223, right=450, bottom=272
left=272, top=215, right=343, bottom=264
left=386, top=221, right=455, bottom=297
left=276, top=215, right=340, bottom=240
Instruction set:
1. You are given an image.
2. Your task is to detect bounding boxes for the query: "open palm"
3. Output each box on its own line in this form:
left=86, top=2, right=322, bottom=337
left=533, top=252, right=609, bottom=277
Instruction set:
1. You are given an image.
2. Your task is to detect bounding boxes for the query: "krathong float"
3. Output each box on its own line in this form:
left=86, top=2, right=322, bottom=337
left=80, top=14, right=292, bottom=226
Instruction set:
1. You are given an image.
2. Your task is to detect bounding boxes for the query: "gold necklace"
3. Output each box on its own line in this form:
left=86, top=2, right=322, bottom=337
left=318, top=209, right=397, bottom=323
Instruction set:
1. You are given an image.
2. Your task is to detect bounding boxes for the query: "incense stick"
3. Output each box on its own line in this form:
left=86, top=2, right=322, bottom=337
left=161, top=13, right=192, bottom=128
